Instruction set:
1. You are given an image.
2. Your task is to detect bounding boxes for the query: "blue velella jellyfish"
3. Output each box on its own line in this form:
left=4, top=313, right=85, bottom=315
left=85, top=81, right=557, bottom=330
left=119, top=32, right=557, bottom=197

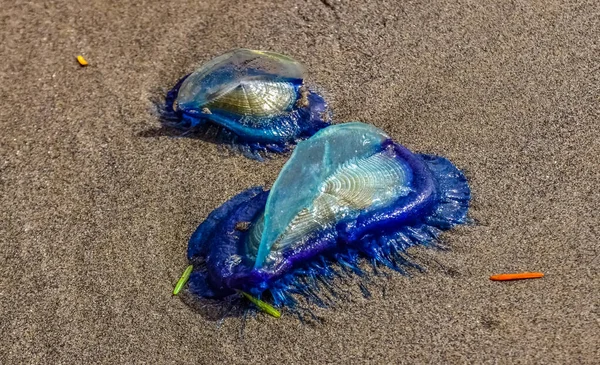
left=179, top=122, right=471, bottom=317
left=161, top=49, right=330, bottom=159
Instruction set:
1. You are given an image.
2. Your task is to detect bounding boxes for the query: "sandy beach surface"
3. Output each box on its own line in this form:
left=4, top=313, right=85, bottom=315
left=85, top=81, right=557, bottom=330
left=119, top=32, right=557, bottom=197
left=1, top=0, right=598, bottom=363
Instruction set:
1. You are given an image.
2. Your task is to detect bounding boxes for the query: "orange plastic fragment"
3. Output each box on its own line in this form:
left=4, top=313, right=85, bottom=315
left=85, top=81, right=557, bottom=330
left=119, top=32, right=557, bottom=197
left=490, top=272, right=544, bottom=281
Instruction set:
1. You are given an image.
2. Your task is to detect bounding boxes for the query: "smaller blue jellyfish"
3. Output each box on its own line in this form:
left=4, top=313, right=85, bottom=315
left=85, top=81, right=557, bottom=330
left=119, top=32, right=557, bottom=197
left=161, top=49, right=330, bottom=159
left=180, top=122, right=471, bottom=318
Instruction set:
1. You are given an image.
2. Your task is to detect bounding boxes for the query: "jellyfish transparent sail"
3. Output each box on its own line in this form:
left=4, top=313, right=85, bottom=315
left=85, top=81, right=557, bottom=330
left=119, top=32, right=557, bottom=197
left=253, top=122, right=414, bottom=268
left=176, top=49, right=305, bottom=112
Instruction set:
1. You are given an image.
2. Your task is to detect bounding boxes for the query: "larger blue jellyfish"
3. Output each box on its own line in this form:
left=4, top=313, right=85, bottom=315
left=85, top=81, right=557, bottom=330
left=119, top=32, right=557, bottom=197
left=180, top=122, right=471, bottom=317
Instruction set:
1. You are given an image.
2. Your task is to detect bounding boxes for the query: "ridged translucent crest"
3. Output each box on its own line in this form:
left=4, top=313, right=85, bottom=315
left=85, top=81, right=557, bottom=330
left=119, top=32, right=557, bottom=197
left=246, top=214, right=264, bottom=259
left=176, top=49, right=304, bottom=117
left=273, top=152, right=412, bottom=250
left=251, top=123, right=415, bottom=268
left=204, top=80, right=296, bottom=117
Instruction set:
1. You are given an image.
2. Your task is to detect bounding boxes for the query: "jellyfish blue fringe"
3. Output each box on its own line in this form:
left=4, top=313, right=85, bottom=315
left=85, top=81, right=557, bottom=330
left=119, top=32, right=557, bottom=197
left=185, top=152, right=470, bottom=316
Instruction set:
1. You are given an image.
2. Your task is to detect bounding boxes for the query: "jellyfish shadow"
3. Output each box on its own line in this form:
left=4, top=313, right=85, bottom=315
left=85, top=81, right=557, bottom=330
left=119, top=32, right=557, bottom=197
left=177, top=290, right=247, bottom=323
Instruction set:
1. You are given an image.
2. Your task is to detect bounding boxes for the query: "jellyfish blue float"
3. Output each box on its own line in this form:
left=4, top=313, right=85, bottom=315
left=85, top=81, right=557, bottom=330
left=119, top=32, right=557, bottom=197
left=161, top=49, right=330, bottom=159
left=182, top=122, right=471, bottom=317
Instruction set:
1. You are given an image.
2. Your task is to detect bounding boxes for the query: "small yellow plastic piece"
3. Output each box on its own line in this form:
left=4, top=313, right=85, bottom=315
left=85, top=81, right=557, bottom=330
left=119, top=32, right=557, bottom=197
left=173, top=265, right=194, bottom=295
left=238, top=291, right=281, bottom=318
left=77, top=55, right=88, bottom=66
